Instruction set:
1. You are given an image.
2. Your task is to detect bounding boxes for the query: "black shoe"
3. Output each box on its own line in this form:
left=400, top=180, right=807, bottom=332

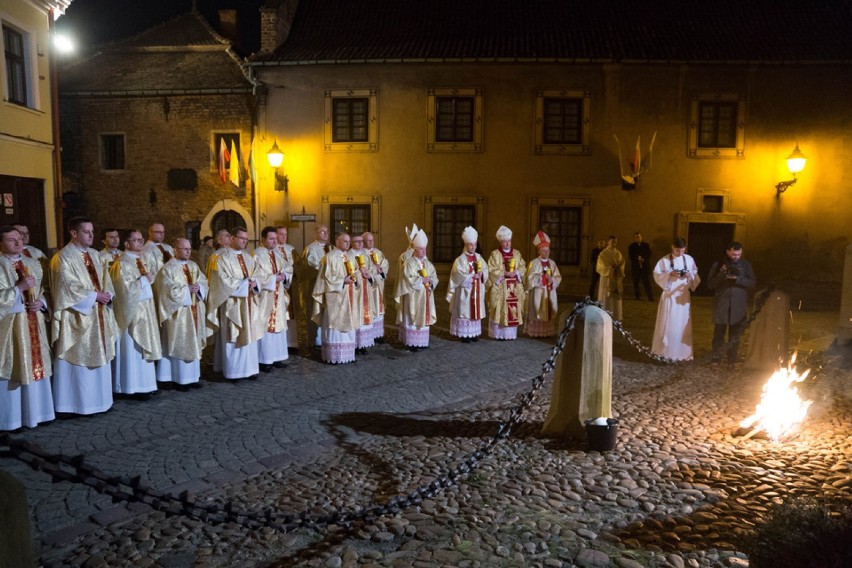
left=273, top=361, right=287, bottom=368
left=259, top=364, right=272, bottom=373
left=247, top=374, right=259, bottom=381
left=374, top=337, right=385, bottom=344
left=355, top=347, right=368, bottom=355
left=189, top=382, right=204, bottom=389
left=133, top=391, right=158, bottom=401
left=460, top=337, right=472, bottom=343
left=471, top=336, right=479, bottom=342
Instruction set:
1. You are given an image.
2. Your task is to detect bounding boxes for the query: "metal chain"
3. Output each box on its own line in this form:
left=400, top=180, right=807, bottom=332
left=0, top=291, right=771, bottom=534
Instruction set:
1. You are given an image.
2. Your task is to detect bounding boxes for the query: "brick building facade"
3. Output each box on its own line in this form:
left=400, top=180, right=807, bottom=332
left=59, top=8, right=258, bottom=248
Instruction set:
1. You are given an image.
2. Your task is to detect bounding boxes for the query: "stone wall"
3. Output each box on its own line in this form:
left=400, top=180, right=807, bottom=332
left=59, top=93, right=256, bottom=245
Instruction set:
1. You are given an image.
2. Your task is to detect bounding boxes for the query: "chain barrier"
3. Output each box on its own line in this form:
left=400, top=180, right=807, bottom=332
left=0, top=291, right=772, bottom=535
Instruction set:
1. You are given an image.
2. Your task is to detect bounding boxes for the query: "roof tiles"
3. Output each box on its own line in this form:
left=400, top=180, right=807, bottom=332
left=260, top=0, right=852, bottom=64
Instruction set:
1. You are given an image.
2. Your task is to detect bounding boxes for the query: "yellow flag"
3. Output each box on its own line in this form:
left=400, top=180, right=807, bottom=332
left=229, top=140, right=240, bottom=186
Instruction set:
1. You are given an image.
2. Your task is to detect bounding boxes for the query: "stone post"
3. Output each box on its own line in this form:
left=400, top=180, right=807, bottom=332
left=0, top=470, right=34, bottom=568
left=744, top=289, right=790, bottom=370
left=838, top=242, right=852, bottom=346
left=541, top=305, right=613, bottom=440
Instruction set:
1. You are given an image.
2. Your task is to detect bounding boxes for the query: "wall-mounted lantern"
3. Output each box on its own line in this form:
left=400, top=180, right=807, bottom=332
left=266, top=140, right=289, bottom=192
left=775, top=143, right=807, bottom=198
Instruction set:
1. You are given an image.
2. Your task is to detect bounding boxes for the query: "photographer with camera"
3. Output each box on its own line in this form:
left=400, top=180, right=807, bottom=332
left=651, top=237, right=700, bottom=360
left=707, top=242, right=756, bottom=363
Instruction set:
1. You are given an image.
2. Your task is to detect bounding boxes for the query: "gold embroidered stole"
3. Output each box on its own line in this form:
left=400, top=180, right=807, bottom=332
left=13, top=260, right=45, bottom=380
left=82, top=251, right=107, bottom=353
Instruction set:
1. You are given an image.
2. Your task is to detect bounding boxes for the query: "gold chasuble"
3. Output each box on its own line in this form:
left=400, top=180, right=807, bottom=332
left=254, top=246, right=290, bottom=334
left=99, top=249, right=121, bottom=270
left=486, top=248, right=527, bottom=327
left=206, top=249, right=263, bottom=347
left=447, top=252, right=487, bottom=321
left=0, top=255, right=52, bottom=384
left=395, top=255, right=438, bottom=327
left=50, top=244, right=118, bottom=367
left=525, top=257, right=562, bottom=321
left=311, top=251, right=360, bottom=332
left=110, top=253, right=162, bottom=361
left=154, top=258, right=209, bottom=360
left=365, top=247, right=389, bottom=320
left=142, top=241, right=175, bottom=276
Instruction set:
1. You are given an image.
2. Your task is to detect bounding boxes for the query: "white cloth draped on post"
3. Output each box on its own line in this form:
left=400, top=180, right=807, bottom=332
left=542, top=305, right=613, bottom=440
left=744, top=289, right=790, bottom=370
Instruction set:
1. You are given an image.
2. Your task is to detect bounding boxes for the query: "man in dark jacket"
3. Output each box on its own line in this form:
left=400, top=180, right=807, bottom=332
left=707, top=242, right=756, bottom=363
left=628, top=232, right=654, bottom=300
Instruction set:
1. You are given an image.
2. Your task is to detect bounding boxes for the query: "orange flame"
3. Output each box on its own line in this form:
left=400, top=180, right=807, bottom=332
left=739, top=357, right=813, bottom=442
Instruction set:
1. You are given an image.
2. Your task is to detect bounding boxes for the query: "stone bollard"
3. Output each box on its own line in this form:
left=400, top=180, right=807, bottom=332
left=745, top=289, right=790, bottom=370
left=838, top=242, right=852, bottom=346
left=0, top=470, right=34, bottom=568
left=541, top=304, right=612, bottom=440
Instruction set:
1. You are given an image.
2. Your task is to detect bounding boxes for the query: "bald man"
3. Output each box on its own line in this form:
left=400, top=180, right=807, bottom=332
left=142, top=222, right=175, bottom=276
left=154, top=238, right=209, bottom=388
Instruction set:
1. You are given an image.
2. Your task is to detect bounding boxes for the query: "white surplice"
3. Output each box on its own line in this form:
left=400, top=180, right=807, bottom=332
left=651, top=254, right=699, bottom=361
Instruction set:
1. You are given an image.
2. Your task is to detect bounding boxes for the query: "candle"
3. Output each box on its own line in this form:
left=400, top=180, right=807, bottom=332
left=475, top=259, right=482, bottom=272
left=20, top=264, right=35, bottom=303
left=344, top=259, right=355, bottom=277
left=356, top=254, right=366, bottom=267
left=508, top=258, right=516, bottom=272
left=370, top=251, right=379, bottom=265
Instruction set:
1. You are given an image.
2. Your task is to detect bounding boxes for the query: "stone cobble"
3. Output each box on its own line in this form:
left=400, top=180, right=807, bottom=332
left=2, top=299, right=850, bottom=567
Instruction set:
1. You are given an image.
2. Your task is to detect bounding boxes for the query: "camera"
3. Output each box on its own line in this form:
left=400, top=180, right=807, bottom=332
left=724, top=261, right=740, bottom=276
left=676, top=268, right=688, bottom=277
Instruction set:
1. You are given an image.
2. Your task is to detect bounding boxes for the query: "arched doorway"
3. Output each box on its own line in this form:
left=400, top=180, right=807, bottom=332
left=201, top=199, right=255, bottom=244
left=211, top=210, right=245, bottom=235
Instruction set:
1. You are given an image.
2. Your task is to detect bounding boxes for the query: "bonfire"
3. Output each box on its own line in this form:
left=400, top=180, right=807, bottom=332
left=739, top=358, right=813, bottom=442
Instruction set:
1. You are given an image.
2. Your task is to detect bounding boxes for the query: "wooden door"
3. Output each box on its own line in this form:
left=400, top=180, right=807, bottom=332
left=0, top=175, right=47, bottom=251
left=686, top=222, right=735, bottom=296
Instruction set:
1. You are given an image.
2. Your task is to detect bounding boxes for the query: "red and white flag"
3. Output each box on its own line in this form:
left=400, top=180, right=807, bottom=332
left=218, top=138, right=230, bottom=183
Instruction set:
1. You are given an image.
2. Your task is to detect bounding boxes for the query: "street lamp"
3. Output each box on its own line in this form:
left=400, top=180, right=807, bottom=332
left=775, top=143, right=807, bottom=198
left=266, top=140, right=288, bottom=192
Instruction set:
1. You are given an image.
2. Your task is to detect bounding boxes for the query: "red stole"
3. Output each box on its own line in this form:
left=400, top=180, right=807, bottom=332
left=466, top=253, right=481, bottom=319
left=236, top=253, right=252, bottom=318
left=539, top=259, right=551, bottom=320
left=267, top=251, right=279, bottom=332
left=500, top=249, right=520, bottom=327
left=13, top=260, right=46, bottom=380
left=157, top=244, right=172, bottom=263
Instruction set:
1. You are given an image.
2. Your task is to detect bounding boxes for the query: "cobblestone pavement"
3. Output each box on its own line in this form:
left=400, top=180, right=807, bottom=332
left=2, top=298, right=851, bottom=567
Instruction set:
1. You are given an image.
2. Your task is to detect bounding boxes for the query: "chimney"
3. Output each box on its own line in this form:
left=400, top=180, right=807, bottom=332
left=218, top=9, right=240, bottom=45
left=259, top=0, right=299, bottom=54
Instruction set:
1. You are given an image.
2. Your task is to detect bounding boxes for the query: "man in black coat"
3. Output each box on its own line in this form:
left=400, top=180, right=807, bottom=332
left=628, top=232, right=654, bottom=300
left=707, top=242, right=756, bottom=363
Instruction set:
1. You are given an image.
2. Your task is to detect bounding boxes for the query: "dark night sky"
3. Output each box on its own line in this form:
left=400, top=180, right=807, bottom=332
left=56, top=0, right=265, bottom=54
